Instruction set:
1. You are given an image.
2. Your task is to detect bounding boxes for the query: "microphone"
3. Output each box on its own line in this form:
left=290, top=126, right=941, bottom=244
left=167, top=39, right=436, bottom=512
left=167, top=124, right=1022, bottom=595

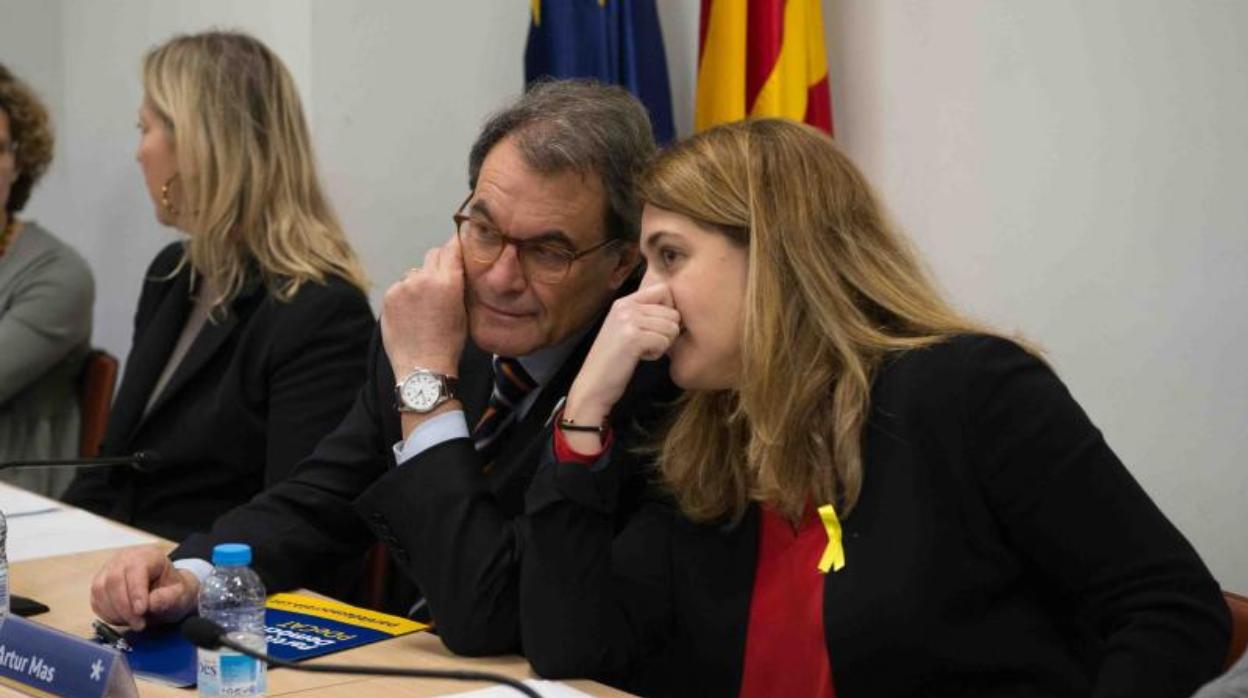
left=0, top=450, right=161, bottom=473
left=0, top=451, right=159, bottom=617
left=181, top=617, right=542, bottom=697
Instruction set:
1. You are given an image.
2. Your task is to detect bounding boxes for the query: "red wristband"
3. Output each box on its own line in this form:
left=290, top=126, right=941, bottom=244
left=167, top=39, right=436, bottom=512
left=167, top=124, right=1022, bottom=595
left=553, top=411, right=613, bottom=464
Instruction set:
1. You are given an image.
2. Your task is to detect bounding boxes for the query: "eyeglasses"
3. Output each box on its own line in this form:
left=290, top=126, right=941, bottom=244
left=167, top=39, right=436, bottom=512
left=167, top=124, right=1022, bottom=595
left=452, top=193, right=618, bottom=284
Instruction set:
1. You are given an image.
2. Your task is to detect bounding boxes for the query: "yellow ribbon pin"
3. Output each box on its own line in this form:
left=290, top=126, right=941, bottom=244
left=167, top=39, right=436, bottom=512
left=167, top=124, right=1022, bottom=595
left=817, top=503, right=845, bottom=573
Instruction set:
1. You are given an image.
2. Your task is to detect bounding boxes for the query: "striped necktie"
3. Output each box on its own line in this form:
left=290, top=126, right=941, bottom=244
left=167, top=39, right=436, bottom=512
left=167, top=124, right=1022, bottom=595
left=472, top=356, right=537, bottom=465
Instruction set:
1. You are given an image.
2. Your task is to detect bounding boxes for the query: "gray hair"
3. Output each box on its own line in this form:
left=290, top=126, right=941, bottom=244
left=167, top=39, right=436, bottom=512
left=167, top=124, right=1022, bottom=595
left=467, top=79, right=656, bottom=243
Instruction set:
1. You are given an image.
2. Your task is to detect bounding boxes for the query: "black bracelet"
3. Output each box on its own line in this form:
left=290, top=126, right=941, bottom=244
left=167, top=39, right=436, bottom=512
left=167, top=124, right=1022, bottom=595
left=557, top=417, right=609, bottom=436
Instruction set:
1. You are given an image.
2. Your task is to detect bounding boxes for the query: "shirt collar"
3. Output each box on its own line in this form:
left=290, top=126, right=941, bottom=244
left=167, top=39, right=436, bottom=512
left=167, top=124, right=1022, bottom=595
left=508, top=323, right=595, bottom=390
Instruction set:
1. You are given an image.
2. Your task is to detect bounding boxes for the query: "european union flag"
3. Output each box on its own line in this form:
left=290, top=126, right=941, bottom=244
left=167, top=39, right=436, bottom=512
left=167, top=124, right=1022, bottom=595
left=525, top=0, right=676, bottom=144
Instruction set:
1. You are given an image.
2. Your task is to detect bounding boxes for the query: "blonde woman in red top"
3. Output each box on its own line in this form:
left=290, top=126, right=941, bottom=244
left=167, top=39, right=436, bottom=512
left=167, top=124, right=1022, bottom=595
left=519, top=118, right=1229, bottom=697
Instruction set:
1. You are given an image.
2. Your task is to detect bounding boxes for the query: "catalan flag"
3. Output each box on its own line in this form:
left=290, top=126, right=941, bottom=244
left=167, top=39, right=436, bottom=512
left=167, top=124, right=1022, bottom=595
left=525, top=0, right=676, bottom=144
left=695, top=0, right=833, bottom=135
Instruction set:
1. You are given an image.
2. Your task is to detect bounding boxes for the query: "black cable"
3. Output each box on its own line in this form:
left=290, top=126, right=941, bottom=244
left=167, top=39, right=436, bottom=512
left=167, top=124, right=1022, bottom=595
left=182, top=617, right=541, bottom=698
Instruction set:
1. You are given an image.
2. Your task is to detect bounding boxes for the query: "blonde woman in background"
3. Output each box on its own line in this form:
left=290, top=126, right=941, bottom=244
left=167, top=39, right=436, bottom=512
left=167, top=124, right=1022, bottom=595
left=520, top=119, right=1229, bottom=697
left=0, top=62, right=94, bottom=496
left=64, top=32, right=373, bottom=542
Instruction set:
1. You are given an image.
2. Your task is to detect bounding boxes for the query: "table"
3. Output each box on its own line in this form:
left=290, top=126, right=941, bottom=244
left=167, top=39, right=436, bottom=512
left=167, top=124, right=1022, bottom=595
left=0, top=481, right=157, bottom=562
left=1, top=483, right=630, bottom=697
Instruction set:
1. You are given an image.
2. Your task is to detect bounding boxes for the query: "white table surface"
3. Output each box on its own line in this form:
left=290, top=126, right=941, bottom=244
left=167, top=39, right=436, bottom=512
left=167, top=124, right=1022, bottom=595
left=0, top=481, right=157, bottom=562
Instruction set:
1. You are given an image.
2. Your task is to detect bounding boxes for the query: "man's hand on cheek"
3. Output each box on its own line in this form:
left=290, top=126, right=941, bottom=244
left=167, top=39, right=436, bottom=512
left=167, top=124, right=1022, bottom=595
left=381, top=234, right=469, bottom=378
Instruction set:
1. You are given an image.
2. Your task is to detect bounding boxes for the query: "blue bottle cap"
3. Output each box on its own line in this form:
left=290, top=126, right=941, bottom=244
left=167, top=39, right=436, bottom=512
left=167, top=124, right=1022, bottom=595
left=211, top=543, right=252, bottom=566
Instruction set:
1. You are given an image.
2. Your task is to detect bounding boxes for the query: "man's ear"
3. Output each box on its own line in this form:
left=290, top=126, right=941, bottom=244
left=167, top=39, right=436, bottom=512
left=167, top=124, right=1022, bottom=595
left=607, top=242, right=641, bottom=290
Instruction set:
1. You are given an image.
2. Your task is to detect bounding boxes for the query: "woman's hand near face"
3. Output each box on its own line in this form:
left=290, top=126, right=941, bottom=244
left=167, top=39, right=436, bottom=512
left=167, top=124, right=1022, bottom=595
left=562, top=283, right=681, bottom=452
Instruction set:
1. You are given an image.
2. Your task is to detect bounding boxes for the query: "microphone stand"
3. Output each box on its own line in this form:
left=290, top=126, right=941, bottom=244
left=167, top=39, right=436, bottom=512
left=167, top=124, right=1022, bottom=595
left=0, top=451, right=161, bottom=616
left=0, top=451, right=161, bottom=471
left=183, top=617, right=542, bottom=697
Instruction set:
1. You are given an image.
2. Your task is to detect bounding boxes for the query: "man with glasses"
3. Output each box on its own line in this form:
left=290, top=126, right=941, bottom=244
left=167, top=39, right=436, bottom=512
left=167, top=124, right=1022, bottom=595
left=88, top=80, right=678, bottom=656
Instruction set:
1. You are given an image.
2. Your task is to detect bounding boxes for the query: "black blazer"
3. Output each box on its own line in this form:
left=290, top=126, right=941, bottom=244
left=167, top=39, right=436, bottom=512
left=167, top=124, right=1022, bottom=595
left=520, top=335, right=1230, bottom=698
left=174, top=293, right=678, bottom=654
left=63, top=242, right=374, bottom=541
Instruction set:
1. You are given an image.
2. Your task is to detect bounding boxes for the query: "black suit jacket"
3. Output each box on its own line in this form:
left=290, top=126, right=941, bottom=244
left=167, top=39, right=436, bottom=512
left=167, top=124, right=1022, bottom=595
left=520, top=335, right=1230, bottom=698
left=174, top=292, right=679, bottom=655
left=63, top=242, right=374, bottom=541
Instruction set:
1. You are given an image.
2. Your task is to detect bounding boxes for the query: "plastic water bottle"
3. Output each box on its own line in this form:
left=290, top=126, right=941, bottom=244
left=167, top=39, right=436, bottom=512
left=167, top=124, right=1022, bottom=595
left=0, top=510, right=8, bottom=618
left=197, top=543, right=267, bottom=696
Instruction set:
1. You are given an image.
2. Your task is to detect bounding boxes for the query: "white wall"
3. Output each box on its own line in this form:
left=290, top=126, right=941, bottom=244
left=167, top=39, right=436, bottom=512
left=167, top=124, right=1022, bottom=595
left=826, top=0, right=1248, bottom=589
left=2, top=1, right=1244, bottom=588
left=3, top=0, right=316, bottom=361
left=0, top=0, right=67, bottom=301
left=307, top=2, right=529, bottom=302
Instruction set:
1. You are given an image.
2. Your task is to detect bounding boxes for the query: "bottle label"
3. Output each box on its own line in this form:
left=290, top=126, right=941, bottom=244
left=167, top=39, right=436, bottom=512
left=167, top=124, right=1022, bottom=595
left=219, top=651, right=263, bottom=694
left=197, top=648, right=266, bottom=696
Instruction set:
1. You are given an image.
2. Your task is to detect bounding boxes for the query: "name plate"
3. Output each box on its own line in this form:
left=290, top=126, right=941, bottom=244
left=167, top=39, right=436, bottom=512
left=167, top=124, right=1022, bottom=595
left=0, top=615, right=137, bottom=698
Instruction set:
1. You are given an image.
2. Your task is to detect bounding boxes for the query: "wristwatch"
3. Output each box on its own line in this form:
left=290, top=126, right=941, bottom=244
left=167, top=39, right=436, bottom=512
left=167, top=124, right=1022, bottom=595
left=394, top=368, right=458, bottom=414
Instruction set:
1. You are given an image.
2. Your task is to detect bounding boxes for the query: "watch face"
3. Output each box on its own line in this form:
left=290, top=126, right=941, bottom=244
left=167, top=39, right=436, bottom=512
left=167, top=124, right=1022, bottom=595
left=400, top=372, right=442, bottom=411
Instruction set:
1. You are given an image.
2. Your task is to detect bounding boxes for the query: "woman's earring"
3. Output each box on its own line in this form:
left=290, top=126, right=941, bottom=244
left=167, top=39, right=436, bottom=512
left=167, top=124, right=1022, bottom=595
left=160, top=175, right=179, bottom=216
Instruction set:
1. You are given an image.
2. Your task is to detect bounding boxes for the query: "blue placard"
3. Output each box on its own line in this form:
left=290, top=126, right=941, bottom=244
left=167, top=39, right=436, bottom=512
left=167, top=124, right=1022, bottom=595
left=121, top=613, right=399, bottom=687
left=115, top=592, right=427, bottom=688
left=0, top=614, right=136, bottom=697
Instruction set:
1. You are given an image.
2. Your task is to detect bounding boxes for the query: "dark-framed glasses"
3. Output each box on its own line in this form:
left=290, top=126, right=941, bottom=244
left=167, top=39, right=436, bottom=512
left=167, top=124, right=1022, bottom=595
left=452, top=193, right=618, bottom=284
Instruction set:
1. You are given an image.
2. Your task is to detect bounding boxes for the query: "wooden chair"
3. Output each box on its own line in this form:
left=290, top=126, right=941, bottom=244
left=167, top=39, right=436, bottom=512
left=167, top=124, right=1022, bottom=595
left=78, top=349, right=119, bottom=457
left=1226, top=590, right=1248, bottom=670
left=364, top=542, right=391, bottom=610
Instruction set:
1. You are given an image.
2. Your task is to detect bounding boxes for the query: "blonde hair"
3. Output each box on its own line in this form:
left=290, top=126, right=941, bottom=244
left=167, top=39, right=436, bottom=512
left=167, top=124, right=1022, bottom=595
left=143, top=31, right=367, bottom=309
left=640, top=119, right=1000, bottom=524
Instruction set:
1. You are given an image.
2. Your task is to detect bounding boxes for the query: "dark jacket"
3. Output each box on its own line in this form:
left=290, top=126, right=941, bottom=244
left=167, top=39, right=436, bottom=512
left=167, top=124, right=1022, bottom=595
left=520, top=335, right=1230, bottom=698
left=63, top=242, right=374, bottom=541
left=173, top=286, right=678, bottom=655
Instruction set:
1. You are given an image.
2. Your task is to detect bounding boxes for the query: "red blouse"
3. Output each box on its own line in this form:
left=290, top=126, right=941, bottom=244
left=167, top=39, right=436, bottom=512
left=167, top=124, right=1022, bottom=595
left=554, top=426, right=834, bottom=696
left=739, top=505, right=835, bottom=697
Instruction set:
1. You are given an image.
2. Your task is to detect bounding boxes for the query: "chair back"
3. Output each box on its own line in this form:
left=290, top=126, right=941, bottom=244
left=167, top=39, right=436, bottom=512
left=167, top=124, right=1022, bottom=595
left=1226, top=590, right=1248, bottom=670
left=78, top=349, right=119, bottom=457
left=364, top=542, right=391, bottom=610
